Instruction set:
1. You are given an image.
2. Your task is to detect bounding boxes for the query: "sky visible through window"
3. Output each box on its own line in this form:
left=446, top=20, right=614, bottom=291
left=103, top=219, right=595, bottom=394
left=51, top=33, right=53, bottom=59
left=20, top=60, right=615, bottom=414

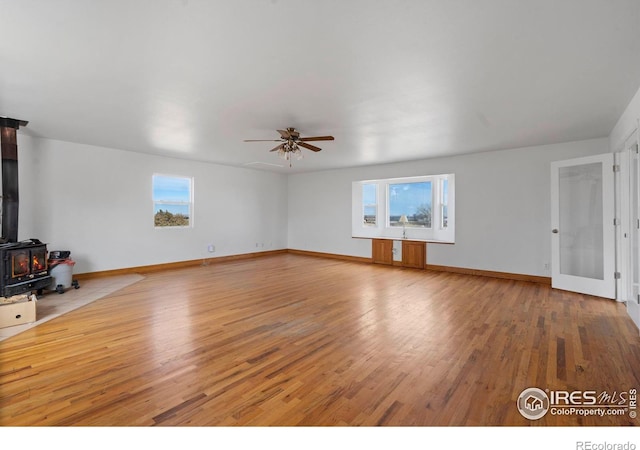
left=388, top=182, right=431, bottom=217
left=363, top=182, right=433, bottom=218
left=153, top=175, right=191, bottom=215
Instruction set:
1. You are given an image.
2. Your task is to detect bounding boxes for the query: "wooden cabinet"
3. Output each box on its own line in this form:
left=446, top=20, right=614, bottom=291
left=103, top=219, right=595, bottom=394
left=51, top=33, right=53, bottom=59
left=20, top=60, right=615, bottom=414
left=372, top=239, right=393, bottom=265
left=371, top=239, right=426, bottom=269
left=402, top=240, right=426, bottom=269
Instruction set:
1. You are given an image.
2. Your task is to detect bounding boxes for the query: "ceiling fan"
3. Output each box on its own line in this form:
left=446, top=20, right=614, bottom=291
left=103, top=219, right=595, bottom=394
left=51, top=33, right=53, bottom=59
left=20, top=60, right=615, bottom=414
left=244, top=127, right=334, bottom=167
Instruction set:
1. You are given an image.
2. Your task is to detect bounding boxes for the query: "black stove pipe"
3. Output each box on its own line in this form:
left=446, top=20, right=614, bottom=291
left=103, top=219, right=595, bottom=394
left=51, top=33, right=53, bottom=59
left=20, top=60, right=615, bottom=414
left=0, top=117, right=28, bottom=243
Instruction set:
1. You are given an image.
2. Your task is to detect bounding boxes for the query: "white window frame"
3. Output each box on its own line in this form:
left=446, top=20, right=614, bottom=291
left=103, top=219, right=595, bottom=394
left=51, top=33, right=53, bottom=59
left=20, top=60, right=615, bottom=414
left=440, top=177, right=449, bottom=229
left=352, top=174, right=455, bottom=242
left=152, top=174, right=194, bottom=229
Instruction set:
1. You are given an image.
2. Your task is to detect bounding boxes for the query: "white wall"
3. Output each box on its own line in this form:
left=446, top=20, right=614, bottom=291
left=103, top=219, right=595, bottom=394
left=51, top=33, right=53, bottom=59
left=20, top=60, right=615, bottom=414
left=9, top=133, right=610, bottom=278
left=288, top=138, right=608, bottom=277
left=610, top=84, right=640, bottom=152
left=17, top=135, right=288, bottom=274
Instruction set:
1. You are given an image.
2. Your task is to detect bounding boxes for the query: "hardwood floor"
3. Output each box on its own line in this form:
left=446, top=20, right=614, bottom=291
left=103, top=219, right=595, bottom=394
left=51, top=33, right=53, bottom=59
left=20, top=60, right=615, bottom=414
left=1, top=253, right=639, bottom=426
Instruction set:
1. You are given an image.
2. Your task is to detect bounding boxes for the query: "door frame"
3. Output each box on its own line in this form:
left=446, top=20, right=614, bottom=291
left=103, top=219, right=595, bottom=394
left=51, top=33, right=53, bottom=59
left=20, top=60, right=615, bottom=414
left=614, top=125, right=640, bottom=331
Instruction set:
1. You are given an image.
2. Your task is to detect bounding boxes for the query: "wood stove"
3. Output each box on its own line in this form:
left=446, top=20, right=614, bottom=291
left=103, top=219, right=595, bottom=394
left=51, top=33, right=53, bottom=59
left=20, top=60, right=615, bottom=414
left=0, top=117, right=52, bottom=298
left=0, top=239, right=52, bottom=297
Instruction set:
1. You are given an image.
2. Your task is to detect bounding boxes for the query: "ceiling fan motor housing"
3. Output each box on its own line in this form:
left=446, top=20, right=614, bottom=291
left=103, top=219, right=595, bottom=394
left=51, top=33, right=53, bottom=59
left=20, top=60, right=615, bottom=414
left=243, top=127, right=335, bottom=166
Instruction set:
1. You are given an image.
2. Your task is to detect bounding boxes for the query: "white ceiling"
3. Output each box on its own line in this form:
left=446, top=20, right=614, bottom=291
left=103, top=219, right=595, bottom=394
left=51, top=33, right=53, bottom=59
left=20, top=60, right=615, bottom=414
left=2, top=0, right=640, bottom=173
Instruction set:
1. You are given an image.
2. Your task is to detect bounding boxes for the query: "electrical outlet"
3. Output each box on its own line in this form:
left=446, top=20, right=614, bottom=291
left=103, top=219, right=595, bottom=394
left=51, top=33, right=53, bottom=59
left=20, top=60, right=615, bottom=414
left=208, top=244, right=215, bottom=253
left=543, top=262, right=550, bottom=270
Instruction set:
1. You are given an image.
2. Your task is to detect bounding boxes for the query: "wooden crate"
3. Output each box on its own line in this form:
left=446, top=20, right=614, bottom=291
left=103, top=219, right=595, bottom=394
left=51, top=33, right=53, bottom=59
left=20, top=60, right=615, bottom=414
left=0, top=297, right=36, bottom=328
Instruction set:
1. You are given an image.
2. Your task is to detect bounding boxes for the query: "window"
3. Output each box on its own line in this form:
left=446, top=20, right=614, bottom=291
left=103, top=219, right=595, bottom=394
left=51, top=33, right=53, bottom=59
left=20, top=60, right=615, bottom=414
left=363, top=183, right=377, bottom=226
left=388, top=181, right=432, bottom=228
left=152, top=174, right=193, bottom=228
left=352, top=174, right=454, bottom=242
left=441, top=178, right=448, bottom=229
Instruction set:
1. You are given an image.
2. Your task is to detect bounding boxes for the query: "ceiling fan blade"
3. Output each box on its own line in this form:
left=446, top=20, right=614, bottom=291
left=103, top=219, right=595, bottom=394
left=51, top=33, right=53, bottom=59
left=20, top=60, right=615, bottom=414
left=277, top=129, right=291, bottom=139
left=244, top=139, right=283, bottom=142
left=270, top=143, right=286, bottom=152
left=298, top=141, right=322, bottom=152
left=299, top=136, right=334, bottom=142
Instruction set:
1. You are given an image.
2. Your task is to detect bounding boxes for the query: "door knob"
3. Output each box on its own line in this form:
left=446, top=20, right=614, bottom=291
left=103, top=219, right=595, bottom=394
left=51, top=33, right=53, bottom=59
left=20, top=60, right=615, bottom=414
left=552, top=229, right=559, bottom=234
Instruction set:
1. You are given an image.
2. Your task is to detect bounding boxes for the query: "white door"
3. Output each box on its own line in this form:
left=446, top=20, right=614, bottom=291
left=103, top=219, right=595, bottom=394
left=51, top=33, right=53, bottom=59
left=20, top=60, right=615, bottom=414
left=551, top=153, right=616, bottom=299
left=623, top=132, right=640, bottom=328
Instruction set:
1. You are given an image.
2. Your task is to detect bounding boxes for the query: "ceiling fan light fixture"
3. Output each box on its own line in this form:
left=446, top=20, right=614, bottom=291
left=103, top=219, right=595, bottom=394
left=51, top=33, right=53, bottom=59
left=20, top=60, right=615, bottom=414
left=292, top=144, right=303, bottom=160
left=277, top=141, right=303, bottom=161
left=244, top=127, right=333, bottom=167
